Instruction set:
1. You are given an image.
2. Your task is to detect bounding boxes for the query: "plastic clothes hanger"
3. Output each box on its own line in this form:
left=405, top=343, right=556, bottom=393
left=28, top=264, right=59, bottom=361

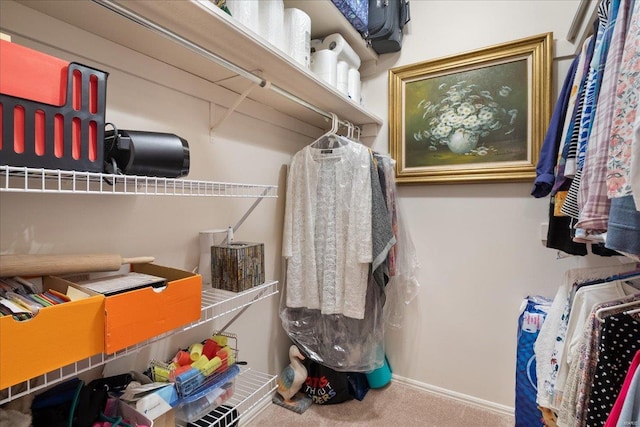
left=310, top=113, right=349, bottom=150
left=595, top=298, right=640, bottom=323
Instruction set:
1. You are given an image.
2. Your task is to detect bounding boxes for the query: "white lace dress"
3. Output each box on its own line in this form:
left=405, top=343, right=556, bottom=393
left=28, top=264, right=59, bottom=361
left=282, top=140, right=372, bottom=319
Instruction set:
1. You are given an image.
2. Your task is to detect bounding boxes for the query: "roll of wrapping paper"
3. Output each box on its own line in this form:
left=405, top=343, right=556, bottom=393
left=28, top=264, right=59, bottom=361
left=0, top=253, right=155, bottom=277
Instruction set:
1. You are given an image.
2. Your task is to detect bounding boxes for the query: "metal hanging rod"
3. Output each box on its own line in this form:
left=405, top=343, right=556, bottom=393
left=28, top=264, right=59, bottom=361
left=92, top=0, right=357, bottom=131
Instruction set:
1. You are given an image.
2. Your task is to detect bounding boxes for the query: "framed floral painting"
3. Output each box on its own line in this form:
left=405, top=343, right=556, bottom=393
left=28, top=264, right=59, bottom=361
left=389, top=33, right=552, bottom=184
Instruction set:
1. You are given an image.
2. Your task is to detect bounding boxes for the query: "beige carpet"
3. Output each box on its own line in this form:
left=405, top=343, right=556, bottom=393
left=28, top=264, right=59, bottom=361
left=245, top=381, right=514, bottom=427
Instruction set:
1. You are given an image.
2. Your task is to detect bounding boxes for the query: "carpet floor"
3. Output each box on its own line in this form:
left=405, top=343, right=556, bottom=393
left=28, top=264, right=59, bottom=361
left=245, top=381, right=515, bottom=427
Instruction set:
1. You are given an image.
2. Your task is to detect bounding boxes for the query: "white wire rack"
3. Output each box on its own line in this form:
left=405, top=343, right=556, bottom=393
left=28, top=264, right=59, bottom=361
left=0, top=165, right=278, bottom=198
left=0, top=281, right=279, bottom=405
left=176, top=368, right=278, bottom=427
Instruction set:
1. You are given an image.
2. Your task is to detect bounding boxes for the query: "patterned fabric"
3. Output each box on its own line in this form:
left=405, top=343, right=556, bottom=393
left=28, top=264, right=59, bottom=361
left=535, top=263, right=638, bottom=409
left=554, top=280, right=637, bottom=410
left=586, top=313, right=640, bottom=426
left=576, top=0, right=633, bottom=235
left=604, top=349, right=640, bottom=427
left=331, top=0, right=368, bottom=34
left=557, top=294, right=640, bottom=427
left=607, top=0, right=640, bottom=198
left=553, top=36, right=596, bottom=194
left=561, top=0, right=615, bottom=219
left=631, top=92, right=640, bottom=210
left=282, top=137, right=372, bottom=319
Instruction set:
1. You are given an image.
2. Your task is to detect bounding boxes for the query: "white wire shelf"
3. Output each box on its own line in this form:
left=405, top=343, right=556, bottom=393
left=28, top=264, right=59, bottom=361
left=176, top=368, right=277, bottom=427
left=0, top=281, right=279, bottom=405
left=0, top=165, right=278, bottom=198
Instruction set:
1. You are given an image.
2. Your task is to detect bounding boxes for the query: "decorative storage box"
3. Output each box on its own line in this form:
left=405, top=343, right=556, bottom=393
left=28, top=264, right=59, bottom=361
left=211, top=242, right=264, bottom=292
left=0, top=39, right=108, bottom=172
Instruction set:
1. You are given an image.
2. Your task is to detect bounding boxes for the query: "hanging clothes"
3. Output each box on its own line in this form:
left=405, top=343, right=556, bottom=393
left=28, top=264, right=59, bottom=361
left=557, top=293, right=640, bottom=427
left=575, top=0, right=633, bottom=236
left=532, top=0, right=640, bottom=259
left=535, top=263, right=640, bottom=427
left=535, top=263, right=638, bottom=409
left=282, top=136, right=372, bottom=319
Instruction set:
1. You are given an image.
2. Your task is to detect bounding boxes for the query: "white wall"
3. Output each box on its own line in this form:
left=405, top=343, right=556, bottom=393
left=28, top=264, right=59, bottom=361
left=362, top=0, right=629, bottom=410
left=1, top=0, right=630, bottom=416
left=0, top=0, right=299, bottom=385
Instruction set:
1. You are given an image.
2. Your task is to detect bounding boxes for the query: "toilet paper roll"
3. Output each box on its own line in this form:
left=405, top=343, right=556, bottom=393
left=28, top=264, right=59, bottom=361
left=284, top=8, right=311, bottom=68
left=348, top=67, right=361, bottom=104
left=226, top=0, right=260, bottom=32
left=310, top=38, right=323, bottom=54
left=311, top=50, right=338, bottom=87
left=258, top=0, right=285, bottom=52
left=337, top=60, right=349, bottom=96
left=322, top=33, right=361, bottom=70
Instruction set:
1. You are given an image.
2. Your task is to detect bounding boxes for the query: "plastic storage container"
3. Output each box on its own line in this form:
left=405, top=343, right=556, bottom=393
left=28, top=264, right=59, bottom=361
left=150, top=333, right=238, bottom=397
left=174, top=364, right=239, bottom=424
left=0, top=39, right=108, bottom=172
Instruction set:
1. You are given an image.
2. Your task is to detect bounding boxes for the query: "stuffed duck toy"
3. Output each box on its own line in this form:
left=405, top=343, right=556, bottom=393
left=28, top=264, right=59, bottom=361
left=276, top=344, right=307, bottom=403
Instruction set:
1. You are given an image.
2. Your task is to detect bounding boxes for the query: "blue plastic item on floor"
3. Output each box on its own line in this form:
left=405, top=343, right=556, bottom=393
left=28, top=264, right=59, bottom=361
left=515, top=295, right=552, bottom=427
left=366, top=355, right=391, bottom=388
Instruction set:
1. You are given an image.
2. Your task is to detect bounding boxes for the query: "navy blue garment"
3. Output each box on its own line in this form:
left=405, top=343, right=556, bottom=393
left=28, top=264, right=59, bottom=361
left=532, top=55, right=580, bottom=198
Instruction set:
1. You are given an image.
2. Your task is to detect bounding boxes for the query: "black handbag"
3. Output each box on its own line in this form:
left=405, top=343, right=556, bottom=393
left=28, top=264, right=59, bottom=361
left=367, top=0, right=411, bottom=54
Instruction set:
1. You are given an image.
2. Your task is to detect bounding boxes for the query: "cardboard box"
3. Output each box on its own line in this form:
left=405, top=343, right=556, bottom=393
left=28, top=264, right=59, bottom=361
left=99, top=263, right=201, bottom=354
left=0, top=276, right=104, bottom=389
left=211, top=242, right=264, bottom=292
left=106, top=398, right=154, bottom=427
left=121, top=382, right=178, bottom=427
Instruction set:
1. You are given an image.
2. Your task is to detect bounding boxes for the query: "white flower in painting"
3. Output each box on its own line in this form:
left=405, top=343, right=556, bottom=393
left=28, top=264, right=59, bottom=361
left=415, top=81, right=518, bottom=150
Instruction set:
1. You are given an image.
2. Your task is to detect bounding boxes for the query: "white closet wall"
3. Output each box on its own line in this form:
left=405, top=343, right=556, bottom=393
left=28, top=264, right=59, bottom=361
left=1, top=0, right=625, bottom=417
left=0, top=1, right=297, bottom=382
left=363, top=0, right=627, bottom=411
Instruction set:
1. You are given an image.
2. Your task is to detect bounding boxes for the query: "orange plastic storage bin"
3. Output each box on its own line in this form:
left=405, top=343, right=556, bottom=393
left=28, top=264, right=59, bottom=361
left=0, top=40, right=108, bottom=172
left=0, top=276, right=105, bottom=389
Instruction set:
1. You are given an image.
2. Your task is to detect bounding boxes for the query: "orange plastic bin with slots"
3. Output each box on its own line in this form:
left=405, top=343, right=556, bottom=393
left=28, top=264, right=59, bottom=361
left=0, top=39, right=108, bottom=172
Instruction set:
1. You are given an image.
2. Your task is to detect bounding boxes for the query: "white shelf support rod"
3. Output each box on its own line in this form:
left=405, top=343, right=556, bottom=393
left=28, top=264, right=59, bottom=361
left=210, top=81, right=260, bottom=133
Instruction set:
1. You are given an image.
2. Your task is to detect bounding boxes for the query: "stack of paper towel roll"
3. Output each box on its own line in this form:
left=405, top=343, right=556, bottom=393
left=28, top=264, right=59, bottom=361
left=226, top=2, right=311, bottom=69
left=310, top=33, right=362, bottom=105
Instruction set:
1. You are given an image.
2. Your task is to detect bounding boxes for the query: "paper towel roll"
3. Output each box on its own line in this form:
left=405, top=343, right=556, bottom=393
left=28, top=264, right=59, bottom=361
left=311, top=50, right=338, bottom=87
left=226, top=0, right=260, bottom=33
left=258, top=0, right=285, bottom=52
left=348, top=67, right=361, bottom=104
left=337, top=60, right=349, bottom=96
left=322, top=33, right=361, bottom=70
left=310, top=38, right=323, bottom=54
left=284, top=8, right=311, bottom=68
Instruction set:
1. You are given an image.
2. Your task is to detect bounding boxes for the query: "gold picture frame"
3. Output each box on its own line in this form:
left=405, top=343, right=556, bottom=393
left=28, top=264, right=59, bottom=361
left=389, top=32, right=552, bottom=184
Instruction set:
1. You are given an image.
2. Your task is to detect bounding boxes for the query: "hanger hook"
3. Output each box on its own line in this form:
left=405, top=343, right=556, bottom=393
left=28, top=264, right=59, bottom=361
left=330, top=112, right=339, bottom=134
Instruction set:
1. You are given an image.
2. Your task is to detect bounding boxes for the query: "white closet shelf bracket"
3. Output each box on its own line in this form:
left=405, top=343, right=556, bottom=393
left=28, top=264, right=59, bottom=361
left=93, top=0, right=359, bottom=131
left=210, top=81, right=261, bottom=133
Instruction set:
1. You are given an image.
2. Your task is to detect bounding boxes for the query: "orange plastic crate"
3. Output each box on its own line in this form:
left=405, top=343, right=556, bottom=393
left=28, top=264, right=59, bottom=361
left=0, top=40, right=108, bottom=172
